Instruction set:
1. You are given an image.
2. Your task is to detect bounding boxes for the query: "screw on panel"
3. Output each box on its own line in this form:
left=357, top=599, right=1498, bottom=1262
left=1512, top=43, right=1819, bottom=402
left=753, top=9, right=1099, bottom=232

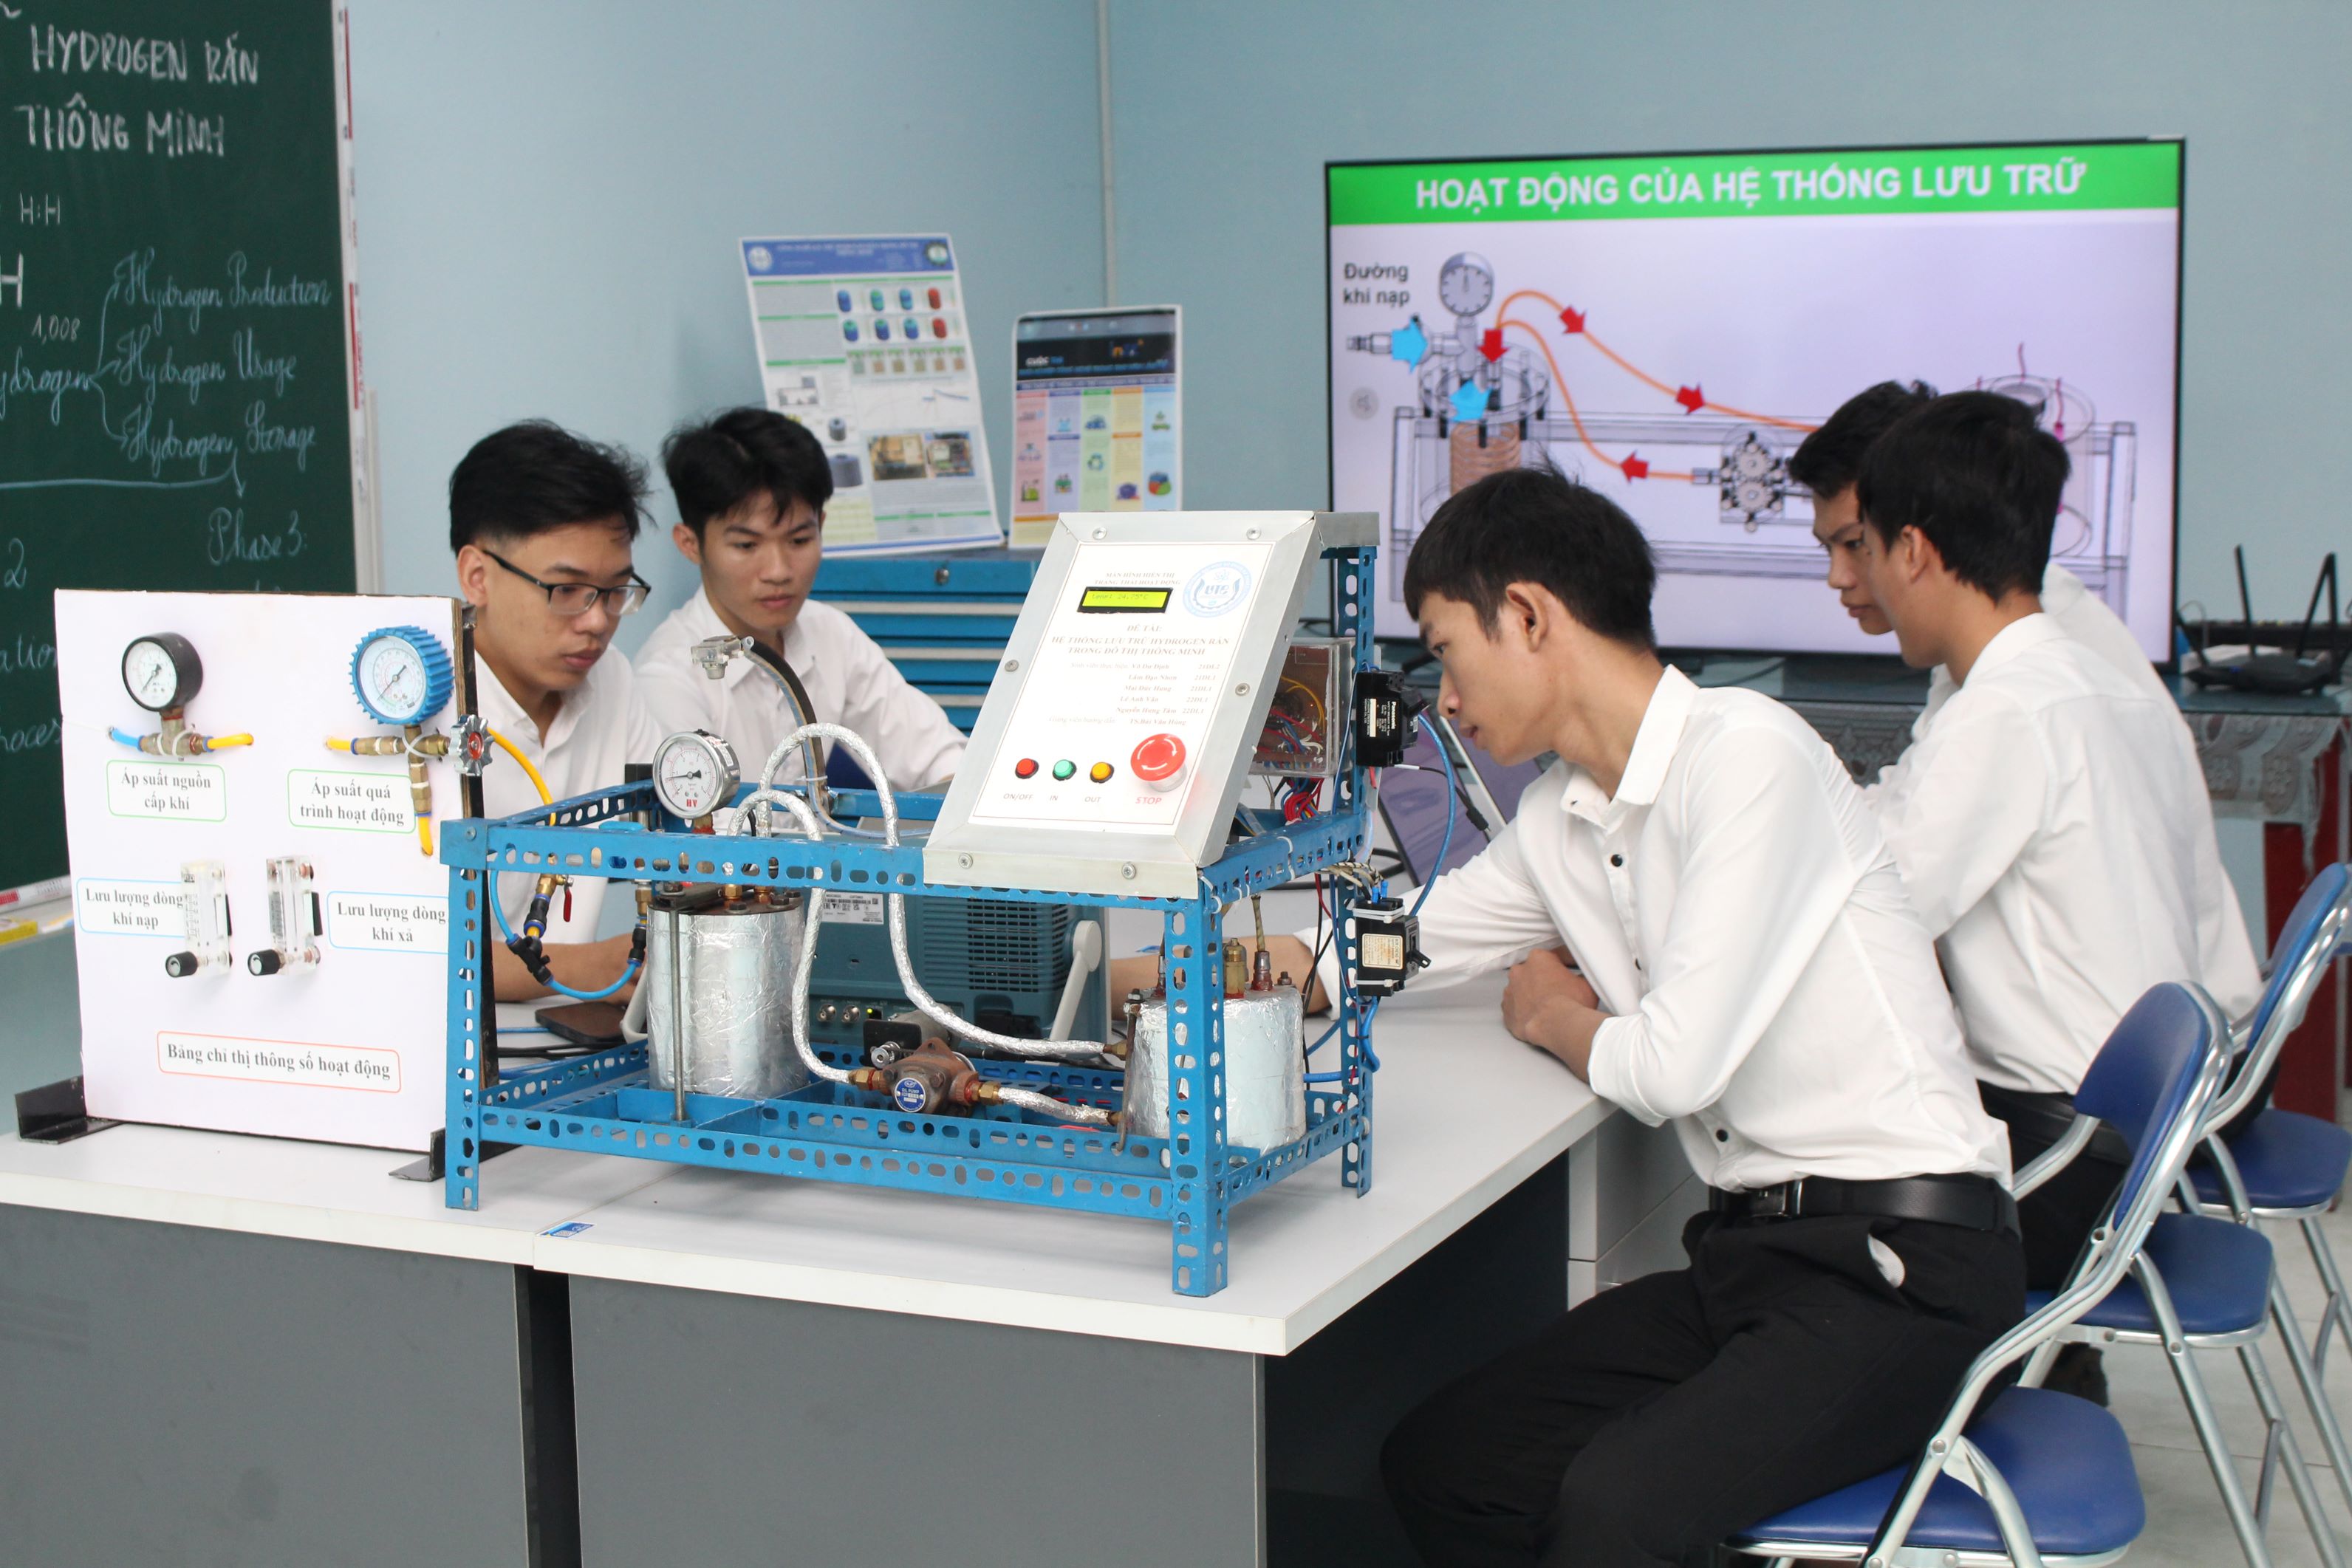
left=1121, top=863, right=1136, bottom=880
left=1004, top=659, right=1020, bottom=673
left=958, top=853, right=973, bottom=869
left=1234, top=683, right=1250, bottom=696
left=1093, top=527, right=1107, bottom=539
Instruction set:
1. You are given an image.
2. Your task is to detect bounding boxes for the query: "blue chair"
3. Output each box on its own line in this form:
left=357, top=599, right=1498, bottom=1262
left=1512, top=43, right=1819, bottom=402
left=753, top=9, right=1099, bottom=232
left=1727, top=984, right=2231, bottom=1568
left=2177, top=866, right=2352, bottom=1547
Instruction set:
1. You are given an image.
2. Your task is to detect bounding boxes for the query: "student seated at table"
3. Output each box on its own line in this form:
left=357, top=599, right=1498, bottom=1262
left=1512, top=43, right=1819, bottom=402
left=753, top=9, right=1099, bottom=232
left=1795, top=380, right=2259, bottom=1024
left=1242, top=466, right=2022, bottom=1568
left=633, top=407, right=967, bottom=792
left=452, top=420, right=663, bottom=1002
left=1836, top=391, right=2253, bottom=1308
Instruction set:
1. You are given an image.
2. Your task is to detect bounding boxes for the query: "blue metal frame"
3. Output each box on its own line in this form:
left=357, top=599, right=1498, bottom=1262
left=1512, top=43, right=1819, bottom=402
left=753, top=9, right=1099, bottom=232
left=442, top=547, right=1379, bottom=1296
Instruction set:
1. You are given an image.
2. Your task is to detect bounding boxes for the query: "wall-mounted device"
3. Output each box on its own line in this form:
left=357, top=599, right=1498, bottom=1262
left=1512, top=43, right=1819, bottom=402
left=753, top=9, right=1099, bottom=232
left=112, top=633, right=253, bottom=756
left=330, top=626, right=457, bottom=855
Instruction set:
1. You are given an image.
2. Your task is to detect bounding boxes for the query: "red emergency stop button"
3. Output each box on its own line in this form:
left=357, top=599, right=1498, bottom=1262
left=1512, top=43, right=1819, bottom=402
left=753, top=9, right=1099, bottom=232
left=1131, top=733, right=1187, bottom=785
left=1013, top=757, right=1039, bottom=779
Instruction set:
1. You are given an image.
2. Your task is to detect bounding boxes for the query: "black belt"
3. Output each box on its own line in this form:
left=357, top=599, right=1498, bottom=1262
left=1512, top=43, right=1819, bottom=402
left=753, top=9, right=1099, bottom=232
left=1711, top=1172, right=2020, bottom=1237
left=1978, top=1083, right=2133, bottom=1168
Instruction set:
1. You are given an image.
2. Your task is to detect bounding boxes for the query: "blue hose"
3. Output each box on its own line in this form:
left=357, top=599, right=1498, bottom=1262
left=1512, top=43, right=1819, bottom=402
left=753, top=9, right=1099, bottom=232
left=109, top=727, right=143, bottom=750
left=1410, top=713, right=1456, bottom=919
left=488, top=880, right=642, bottom=1001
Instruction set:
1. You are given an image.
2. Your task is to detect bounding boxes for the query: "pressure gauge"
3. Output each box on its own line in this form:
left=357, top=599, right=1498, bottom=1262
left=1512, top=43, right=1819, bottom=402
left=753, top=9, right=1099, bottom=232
left=1437, top=252, right=1495, bottom=318
left=351, top=626, right=454, bottom=727
left=121, top=632, right=202, bottom=712
left=653, top=729, right=740, bottom=819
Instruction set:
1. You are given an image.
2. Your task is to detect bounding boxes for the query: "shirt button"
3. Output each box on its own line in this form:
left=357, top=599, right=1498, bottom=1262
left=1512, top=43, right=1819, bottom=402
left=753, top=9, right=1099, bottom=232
left=1715, top=1129, right=1729, bottom=1143
left=1610, top=854, right=1624, bottom=867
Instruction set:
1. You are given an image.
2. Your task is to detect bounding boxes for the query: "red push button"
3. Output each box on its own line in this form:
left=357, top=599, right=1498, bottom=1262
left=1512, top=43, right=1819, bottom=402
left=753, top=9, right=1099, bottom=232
left=1131, top=733, right=1186, bottom=784
left=1013, top=758, right=1038, bottom=779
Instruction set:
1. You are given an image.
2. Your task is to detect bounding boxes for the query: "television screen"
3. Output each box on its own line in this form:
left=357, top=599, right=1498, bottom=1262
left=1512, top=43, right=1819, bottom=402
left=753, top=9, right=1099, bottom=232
left=1327, top=140, right=2182, bottom=658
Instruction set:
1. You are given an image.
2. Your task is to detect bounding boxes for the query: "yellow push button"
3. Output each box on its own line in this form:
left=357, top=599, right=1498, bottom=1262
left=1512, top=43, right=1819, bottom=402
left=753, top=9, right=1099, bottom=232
left=1089, top=761, right=1114, bottom=784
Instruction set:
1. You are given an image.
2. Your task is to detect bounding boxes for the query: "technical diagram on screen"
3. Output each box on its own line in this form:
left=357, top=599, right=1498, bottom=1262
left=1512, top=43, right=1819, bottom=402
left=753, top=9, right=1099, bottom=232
left=1327, top=140, right=2182, bottom=657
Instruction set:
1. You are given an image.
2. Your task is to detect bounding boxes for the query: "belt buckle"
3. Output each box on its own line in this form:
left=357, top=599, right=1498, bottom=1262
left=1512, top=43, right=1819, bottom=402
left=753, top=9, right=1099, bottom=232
left=1751, top=1178, right=1804, bottom=1219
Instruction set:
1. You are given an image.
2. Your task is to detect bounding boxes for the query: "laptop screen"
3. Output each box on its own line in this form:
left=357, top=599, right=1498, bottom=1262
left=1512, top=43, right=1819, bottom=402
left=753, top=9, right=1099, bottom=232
left=1378, top=726, right=1548, bottom=887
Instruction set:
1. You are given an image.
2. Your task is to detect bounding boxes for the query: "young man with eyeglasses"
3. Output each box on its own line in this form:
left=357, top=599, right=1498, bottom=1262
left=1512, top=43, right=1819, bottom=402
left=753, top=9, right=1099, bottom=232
left=451, top=420, right=663, bottom=1001
left=633, top=408, right=966, bottom=792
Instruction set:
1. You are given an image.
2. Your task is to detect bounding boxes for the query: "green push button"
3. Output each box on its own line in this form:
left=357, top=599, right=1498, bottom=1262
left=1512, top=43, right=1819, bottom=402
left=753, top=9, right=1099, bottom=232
left=1051, top=759, right=1076, bottom=781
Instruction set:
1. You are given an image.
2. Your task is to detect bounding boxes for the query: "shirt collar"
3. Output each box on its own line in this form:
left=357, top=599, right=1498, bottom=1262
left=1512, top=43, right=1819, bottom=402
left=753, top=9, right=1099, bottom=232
left=1557, top=664, right=1697, bottom=822
left=1964, top=612, right=2062, bottom=683
left=683, top=586, right=818, bottom=687
left=471, top=654, right=575, bottom=750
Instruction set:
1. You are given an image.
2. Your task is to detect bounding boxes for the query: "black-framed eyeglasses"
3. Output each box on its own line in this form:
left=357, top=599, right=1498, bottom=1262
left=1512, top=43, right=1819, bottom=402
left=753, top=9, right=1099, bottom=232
left=484, top=550, right=650, bottom=617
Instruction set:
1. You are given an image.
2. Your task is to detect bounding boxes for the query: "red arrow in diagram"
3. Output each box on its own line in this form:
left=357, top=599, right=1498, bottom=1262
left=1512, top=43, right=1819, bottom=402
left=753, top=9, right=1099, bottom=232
left=1559, top=305, right=1587, bottom=334
left=1620, top=453, right=1650, bottom=481
left=1479, top=328, right=1506, bottom=363
left=1675, top=384, right=1705, bottom=413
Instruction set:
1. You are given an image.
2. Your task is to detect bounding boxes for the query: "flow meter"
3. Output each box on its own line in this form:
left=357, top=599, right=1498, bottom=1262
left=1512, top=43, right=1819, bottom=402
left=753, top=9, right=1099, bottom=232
left=652, top=730, right=740, bottom=820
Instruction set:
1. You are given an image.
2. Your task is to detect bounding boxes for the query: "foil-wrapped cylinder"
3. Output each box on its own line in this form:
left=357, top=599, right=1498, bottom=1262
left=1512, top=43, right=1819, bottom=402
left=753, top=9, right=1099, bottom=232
left=646, top=895, right=807, bottom=1100
left=1126, top=987, right=1305, bottom=1151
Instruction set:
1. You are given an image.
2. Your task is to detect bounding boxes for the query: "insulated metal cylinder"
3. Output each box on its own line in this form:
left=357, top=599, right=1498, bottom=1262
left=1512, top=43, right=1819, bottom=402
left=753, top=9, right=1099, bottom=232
left=1126, top=987, right=1305, bottom=1151
left=646, top=895, right=807, bottom=1100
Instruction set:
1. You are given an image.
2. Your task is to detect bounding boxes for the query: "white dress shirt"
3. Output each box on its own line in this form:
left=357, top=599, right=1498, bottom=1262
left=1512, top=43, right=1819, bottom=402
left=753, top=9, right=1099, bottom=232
left=1873, top=613, right=2232, bottom=1095
left=1331, top=668, right=2008, bottom=1192
left=633, top=588, right=967, bottom=792
left=474, top=651, right=663, bottom=945
left=1927, top=567, right=2261, bottom=1021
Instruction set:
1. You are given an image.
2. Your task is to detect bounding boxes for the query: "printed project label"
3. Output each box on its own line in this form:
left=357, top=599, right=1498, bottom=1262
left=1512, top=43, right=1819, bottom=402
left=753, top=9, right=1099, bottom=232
left=288, top=769, right=414, bottom=834
left=74, top=877, right=181, bottom=937
left=324, top=891, right=448, bottom=954
left=825, top=891, right=886, bottom=926
left=105, top=760, right=227, bottom=822
left=157, top=1032, right=401, bottom=1093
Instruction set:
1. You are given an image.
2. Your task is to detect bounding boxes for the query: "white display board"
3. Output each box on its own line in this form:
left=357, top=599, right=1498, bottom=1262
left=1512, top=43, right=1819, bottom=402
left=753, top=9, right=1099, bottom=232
left=740, top=233, right=1002, bottom=555
left=57, top=591, right=467, bottom=1151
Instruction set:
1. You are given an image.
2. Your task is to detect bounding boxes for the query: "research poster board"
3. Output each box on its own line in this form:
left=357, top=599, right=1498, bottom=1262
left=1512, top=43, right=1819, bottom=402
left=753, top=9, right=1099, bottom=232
left=1327, top=141, right=2184, bottom=657
left=58, top=590, right=468, bottom=1151
left=740, top=234, right=1002, bottom=555
left=1010, top=307, right=1182, bottom=548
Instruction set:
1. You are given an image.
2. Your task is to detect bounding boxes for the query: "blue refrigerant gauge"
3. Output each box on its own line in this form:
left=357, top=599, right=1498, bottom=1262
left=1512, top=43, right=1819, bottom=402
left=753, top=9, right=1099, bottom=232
left=351, top=626, right=454, bottom=727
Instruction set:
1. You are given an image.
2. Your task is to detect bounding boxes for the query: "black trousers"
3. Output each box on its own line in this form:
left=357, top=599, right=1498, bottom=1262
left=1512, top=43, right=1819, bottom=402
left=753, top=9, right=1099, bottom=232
left=1981, top=1091, right=2129, bottom=1293
left=1381, top=1210, right=2025, bottom=1568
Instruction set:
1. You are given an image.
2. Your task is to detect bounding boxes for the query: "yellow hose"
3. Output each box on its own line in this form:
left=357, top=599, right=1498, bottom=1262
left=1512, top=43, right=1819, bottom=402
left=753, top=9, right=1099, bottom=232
left=323, top=736, right=353, bottom=753
left=484, top=727, right=555, bottom=819
left=205, top=733, right=254, bottom=751
left=419, top=817, right=434, bottom=857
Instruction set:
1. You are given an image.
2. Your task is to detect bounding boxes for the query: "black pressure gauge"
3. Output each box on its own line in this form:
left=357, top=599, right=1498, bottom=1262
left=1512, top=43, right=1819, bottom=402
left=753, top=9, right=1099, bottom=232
left=122, top=633, right=203, bottom=712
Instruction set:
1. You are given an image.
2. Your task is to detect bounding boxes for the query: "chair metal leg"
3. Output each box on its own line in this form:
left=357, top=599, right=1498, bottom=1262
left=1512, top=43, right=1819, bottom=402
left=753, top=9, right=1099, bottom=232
left=2267, top=1276, right=2352, bottom=1522
left=2239, top=1341, right=2350, bottom=1568
left=2143, top=1259, right=2281, bottom=1568
left=2302, top=1215, right=2352, bottom=1382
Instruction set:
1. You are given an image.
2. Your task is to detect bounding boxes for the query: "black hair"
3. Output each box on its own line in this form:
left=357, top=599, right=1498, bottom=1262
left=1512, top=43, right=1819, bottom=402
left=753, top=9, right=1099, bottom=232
left=1402, top=465, right=1657, bottom=651
left=662, top=407, right=834, bottom=536
left=447, top=420, right=647, bottom=552
left=1788, top=380, right=1938, bottom=500
left=1856, top=391, right=2069, bottom=601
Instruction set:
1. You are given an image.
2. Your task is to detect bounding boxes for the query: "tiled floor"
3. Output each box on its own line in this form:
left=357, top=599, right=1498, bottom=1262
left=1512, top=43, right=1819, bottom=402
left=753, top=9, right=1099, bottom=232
left=2103, top=1200, right=2352, bottom=1567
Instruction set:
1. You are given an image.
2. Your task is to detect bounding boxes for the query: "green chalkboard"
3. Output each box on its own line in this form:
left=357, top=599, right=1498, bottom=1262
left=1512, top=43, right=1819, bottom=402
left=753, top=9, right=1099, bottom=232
left=0, top=0, right=359, bottom=896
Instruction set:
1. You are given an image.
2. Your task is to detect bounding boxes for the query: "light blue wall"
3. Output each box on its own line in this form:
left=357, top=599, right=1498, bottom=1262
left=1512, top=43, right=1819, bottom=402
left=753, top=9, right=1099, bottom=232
left=1107, top=0, right=2352, bottom=615
left=348, top=0, right=1108, bottom=646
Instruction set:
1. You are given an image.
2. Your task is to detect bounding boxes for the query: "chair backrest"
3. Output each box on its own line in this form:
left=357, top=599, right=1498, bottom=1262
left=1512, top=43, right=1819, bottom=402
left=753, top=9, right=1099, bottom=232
left=2246, top=863, right=2350, bottom=1049
left=2074, top=982, right=2232, bottom=1232
left=1858, top=982, right=2226, bottom=1561
left=2212, top=863, right=2352, bottom=1128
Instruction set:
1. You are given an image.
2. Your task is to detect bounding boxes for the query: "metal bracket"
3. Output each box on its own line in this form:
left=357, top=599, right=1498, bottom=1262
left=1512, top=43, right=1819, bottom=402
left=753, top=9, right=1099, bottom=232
left=389, top=1125, right=516, bottom=1182
left=14, top=1077, right=120, bottom=1144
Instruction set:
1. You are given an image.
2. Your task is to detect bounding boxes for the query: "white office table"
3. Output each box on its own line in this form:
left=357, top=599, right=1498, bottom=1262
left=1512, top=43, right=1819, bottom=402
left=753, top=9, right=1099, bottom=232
left=0, top=979, right=1698, bottom=1567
